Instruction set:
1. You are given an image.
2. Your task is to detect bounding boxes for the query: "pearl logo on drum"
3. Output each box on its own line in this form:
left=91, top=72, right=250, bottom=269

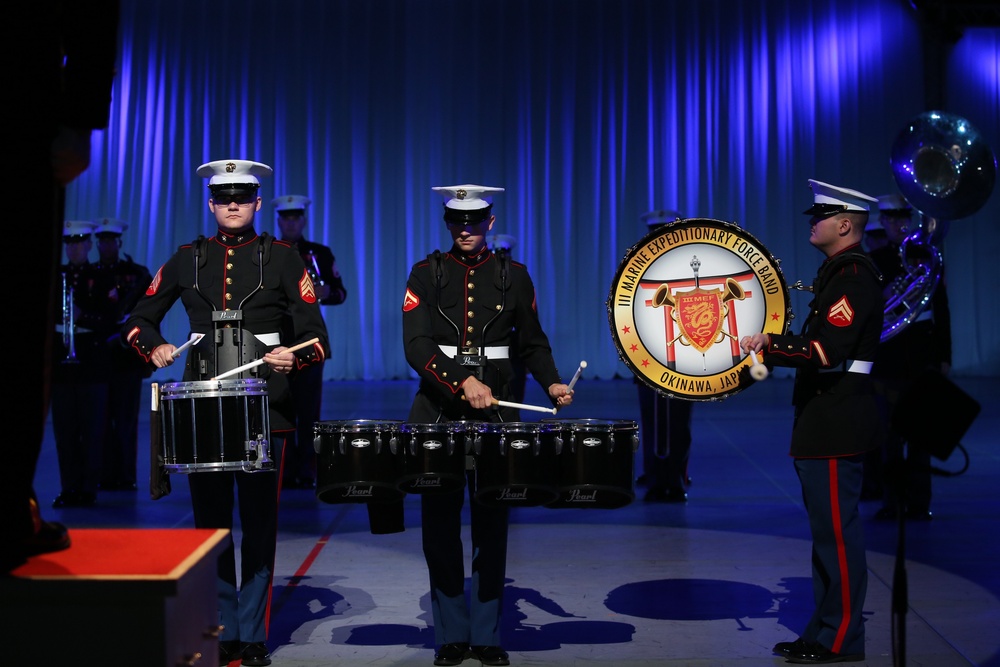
left=350, top=438, right=371, bottom=448
left=422, top=440, right=443, bottom=450
left=510, top=439, right=530, bottom=450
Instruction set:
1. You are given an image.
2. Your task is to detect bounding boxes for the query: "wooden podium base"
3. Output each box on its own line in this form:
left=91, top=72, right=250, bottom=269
left=1, top=528, right=227, bottom=667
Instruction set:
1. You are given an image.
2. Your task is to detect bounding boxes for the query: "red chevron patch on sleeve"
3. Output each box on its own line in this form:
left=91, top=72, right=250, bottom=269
left=827, top=296, right=854, bottom=327
left=403, top=288, right=420, bottom=312
left=299, top=269, right=317, bottom=303
left=146, top=267, right=163, bottom=295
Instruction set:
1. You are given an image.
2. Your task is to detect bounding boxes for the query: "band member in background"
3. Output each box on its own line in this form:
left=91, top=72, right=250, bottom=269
left=389, top=184, right=573, bottom=666
left=272, top=193, right=347, bottom=489
left=869, top=192, right=951, bottom=521
left=634, top=209, right=694, bottom=503
left=740, top=179, right=882, bottom=665
left=92, top=217, right=153, bottom=492
left=51, top=220, right=110, bottom=508
left=122, top=160, right=330, bottom=667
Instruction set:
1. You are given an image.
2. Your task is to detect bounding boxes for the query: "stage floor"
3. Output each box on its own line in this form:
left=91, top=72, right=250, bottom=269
left=33, top=375, right=1000, bottom=667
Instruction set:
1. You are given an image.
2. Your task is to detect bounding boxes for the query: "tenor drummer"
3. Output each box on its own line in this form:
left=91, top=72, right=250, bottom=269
left=377, top=184, right=573, bottom=667
left=122, top=159, right=330, bottom=667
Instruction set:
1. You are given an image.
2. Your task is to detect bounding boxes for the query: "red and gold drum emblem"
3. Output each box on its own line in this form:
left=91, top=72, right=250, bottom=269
left=608, top=218, right=791, bottom=401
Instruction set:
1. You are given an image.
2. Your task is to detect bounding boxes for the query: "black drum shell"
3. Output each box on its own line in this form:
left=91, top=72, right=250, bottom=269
left=397, top=421, right=476, bottom=494
left=160, top=378, right=271, bottom=473
left=314, top=419, right=405, bottom=504
left=472, top=422, right=561, bottom=507
left=541, top=418, right=638, bottom=509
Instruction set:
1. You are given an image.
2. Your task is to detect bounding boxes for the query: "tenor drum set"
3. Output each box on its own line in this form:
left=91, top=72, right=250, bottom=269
left=313, top=418, right=639, bottom=509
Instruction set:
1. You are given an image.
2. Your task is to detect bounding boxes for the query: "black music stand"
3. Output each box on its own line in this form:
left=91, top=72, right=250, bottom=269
left=886, top=369, right=981, bottom=667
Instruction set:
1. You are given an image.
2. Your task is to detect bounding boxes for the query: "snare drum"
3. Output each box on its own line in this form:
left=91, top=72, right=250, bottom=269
left=472, top=422, right=561, bottom=507
left=314, top=420, right=405, bottom=504
left=542, top=418, right=638, bottom=509
left=397, top=422, right=475, bottom=494
left=160, top=378, right=272, bottom=473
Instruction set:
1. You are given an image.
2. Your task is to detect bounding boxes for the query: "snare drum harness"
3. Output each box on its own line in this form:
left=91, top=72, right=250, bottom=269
left=429, top=248, right=511, bottom=384
left=191, top=234, right=270, bottom=380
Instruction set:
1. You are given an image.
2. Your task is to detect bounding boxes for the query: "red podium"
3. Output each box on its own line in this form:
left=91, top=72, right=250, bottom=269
left=1, top=528, right=227, bottom=667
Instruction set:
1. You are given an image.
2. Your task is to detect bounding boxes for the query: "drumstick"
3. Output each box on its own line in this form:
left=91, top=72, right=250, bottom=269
left=567, top=360, right=587, bottom=392
left=493, top=398, right=558, bottom=415
left=210, top=337, right=320, bottom=381
left=170, top=333, right=205, bottom=359
left=749, top=350, right=769, bottom=381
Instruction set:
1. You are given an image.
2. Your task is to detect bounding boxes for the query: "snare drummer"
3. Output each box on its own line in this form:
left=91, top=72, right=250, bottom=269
left=122, top=159, right=330, bottom=667
left=379, top=184, right=573, bottom=666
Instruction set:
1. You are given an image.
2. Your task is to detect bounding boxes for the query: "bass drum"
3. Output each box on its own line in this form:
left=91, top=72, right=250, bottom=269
left=607, top=218, right=791, bottom=400
left=314, top=419, right=405, bottom=504
left=472, top=422, right=562, bottom=507
left=542, top=418, right=638, bottom=509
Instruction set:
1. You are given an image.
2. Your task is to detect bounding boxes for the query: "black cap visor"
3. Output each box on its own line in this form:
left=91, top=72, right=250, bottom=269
left=803, top=203, right=848, bottom=218
left=444, top=205, right=492, bottom=225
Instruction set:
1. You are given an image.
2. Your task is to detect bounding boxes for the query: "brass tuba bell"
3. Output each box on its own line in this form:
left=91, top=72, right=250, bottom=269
left=883, top=111, right=997, bottom=342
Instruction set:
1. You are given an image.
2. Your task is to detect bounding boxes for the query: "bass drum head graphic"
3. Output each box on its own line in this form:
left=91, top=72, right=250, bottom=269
left=608, top=218, right=791, bottom=401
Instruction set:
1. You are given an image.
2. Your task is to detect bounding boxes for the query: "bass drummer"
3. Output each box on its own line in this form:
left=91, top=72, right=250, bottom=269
left=378, top=184, right=573, bottom=667
left=122, top=159, right=329, bottom=667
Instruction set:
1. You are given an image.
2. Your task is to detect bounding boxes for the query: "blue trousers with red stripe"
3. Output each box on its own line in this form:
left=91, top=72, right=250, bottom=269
left=794, top=454, right=867, bottom=656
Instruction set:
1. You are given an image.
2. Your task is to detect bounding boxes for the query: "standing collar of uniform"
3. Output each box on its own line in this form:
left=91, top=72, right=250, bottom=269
left=451, top=247, right=489, bottom=266
left=823, top=243, right=863, bottom=263
left=216, top=227, right=258, bottom=247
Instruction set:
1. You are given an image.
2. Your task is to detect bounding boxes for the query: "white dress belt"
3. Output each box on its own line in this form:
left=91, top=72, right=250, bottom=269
left=818, top=359, right=873, bottom=374
left=191, top=332, right=281, bottom=346
left=439, top=345, right=510, bottom=359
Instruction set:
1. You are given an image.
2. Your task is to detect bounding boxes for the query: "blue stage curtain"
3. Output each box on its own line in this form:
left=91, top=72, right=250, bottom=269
left=65, top=0, right=1000, bottom=380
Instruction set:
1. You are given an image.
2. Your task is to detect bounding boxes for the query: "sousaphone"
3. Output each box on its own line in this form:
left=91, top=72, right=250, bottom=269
left=884, top=111, right=997, bottom=341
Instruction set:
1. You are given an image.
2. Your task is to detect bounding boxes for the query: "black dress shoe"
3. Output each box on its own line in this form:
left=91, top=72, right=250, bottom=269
left=240, top=641, right=271, bottom=666
left=472, top=646, right=509, bottom=666
left=52, top=490, right=97, bottom=508
left=644, top=487, right=687, bottom=503
left=22, top=519, right=71, bottom=557
left=219, top=640, right=242, bottom=666
left=433, top=642, right=471, bottom=666
left=773, top=637, right=809, bottom=656
left=785, top=640, right=864, bottom=664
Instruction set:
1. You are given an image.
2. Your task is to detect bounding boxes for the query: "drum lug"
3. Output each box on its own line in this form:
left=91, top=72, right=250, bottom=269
left=389, top=433, right=398, bottom=455
left=244, top=436, right=274, bottom=472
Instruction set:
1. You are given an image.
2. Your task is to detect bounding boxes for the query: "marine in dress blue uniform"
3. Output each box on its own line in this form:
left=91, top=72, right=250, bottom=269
left=396, top=185, right=573, bottom=666
left=741, top=180, right=883, bottom=665
left=51, top=220, right=109, bottom=508
left=868, top=193, right=951, bottom=521
left=272, top=194, right=347, bottom=489
left=91, top=217, right=153, bottom=492
left=122, top=160, right=329, bottom=667
left=634, top=210, right=694, bottom=503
